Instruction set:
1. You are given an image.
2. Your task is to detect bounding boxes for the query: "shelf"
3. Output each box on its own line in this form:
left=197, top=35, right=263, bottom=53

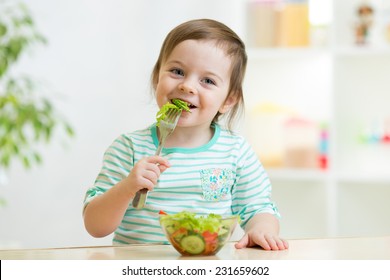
left=267, top=168, right=330, bottom=182
left=247, top=47, right=330, bottom=59
left=337, top=174, right=390, bottom=185
left=267, top=169, right=390, bottom=184
left=248, top=46, right=390, bottom=60
left=334, top=46, right=390, bottom=57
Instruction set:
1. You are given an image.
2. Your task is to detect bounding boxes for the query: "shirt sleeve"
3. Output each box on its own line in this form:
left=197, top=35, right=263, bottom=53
left=83, top=134, right=134, bottom=210
left=231, top=137, right=280, bottom=229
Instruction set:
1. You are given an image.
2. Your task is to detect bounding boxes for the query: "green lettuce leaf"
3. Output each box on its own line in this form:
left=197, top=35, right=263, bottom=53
left=160, top=211, right=225, bottom=234
left=155, top=99, right=190, bottom=127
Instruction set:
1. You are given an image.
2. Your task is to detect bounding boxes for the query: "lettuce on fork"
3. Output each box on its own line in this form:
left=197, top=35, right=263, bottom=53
left=156, top=99, right=190, bottom=127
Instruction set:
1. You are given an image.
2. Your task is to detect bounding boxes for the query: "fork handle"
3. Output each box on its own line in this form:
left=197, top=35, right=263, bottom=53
left=132, top=188, right=148, bottom=209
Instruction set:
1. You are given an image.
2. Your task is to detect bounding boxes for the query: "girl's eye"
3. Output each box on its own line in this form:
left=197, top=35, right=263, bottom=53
left=171, top=68, right=184, bottom=76
left=202, top=78, right=216, bottom=86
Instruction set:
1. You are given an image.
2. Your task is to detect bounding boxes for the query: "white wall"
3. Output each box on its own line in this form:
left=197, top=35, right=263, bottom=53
left=0, top=0, right=245, bottom=249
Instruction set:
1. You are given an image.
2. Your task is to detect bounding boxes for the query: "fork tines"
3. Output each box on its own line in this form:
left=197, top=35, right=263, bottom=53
left=161, top=108, right=181, bottom=126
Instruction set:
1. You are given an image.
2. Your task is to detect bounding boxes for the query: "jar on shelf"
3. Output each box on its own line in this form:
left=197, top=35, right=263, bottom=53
left=276, top=0, right=310, bottom=47
left=245, top=102, right=294, bottom=168
left=247, top=0, right=310, bottom=48
left=247, top=0, right=282, bottom=48
left=283, top=117, right=320, bottom=168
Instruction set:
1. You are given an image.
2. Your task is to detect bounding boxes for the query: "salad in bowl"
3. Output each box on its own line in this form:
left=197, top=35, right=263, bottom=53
left=159, top=211, right=239, bottom=256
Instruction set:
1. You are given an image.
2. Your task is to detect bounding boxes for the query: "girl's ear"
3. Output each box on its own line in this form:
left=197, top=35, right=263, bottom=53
left=219, top=94, right=237, bottom=114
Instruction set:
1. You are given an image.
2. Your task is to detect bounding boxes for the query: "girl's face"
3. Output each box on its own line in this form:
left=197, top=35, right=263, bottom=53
left=155, top=39, right=235, bottom=130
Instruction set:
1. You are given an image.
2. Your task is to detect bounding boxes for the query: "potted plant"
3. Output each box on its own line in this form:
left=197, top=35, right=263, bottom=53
left=0, top=1, right=74, bottom=206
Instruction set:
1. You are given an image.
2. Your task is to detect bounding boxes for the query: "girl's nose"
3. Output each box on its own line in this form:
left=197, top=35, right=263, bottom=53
left=179, top=79, right=196, bottom=94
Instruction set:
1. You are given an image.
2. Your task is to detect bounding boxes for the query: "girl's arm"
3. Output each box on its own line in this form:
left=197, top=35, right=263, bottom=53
left=83, top=177, right=135, bottom=238
left=83, top=156, right=170, bottom=237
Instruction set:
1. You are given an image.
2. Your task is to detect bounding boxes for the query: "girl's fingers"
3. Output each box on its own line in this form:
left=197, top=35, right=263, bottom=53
left=235, top=233, right=249, bottom=249
left=274, top=237, right=287, bottom=250
left=257, top=235, right=272, bottom=250
left=282, top=239, right=289, bottom=249
left=147, top=156, right=171, bottom=168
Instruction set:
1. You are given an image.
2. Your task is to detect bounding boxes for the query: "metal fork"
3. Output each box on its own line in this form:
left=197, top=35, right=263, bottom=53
left=132, top=108, right=181, bottom=209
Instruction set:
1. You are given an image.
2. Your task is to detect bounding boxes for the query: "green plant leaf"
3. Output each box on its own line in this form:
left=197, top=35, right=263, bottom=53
left=33, top=152, right=42, bottom=164
left=0, top=197, right=7, bottom=207
left=22, top=156, right=31, bottom=169
left=0, top=56, right=8, bottom=77
left=0, top=23, right=7, bottom=37
left=64, top=123, right=75, bottom=137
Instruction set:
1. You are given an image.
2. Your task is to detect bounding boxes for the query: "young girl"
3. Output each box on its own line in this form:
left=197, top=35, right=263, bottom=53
left=83, top=19, right=288, bottom=251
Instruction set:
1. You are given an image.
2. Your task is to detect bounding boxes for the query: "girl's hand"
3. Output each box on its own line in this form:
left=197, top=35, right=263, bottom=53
left=234, top=213, right=288, bottom=251
left=125, top=156, right=170, bottom=197
left=235, top=231, right=289, bottom=251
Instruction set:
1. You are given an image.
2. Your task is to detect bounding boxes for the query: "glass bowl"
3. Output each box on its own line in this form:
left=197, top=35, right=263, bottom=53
left=159, top=211, right=238, bottom=256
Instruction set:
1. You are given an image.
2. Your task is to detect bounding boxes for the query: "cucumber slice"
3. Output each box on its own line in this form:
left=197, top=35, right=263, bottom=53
left=180, top=235, right=205, bottom=255
left=165, top=225, right=175, bottom=235
left=218, top=227, right=228, bottom=236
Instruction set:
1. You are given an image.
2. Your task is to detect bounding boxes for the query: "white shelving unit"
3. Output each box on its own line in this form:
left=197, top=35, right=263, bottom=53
left=241, top=0, right=390, bottom=238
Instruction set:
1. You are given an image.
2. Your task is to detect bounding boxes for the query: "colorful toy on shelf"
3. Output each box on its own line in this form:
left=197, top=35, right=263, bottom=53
left=383, top=117, right=390, bottom=143
left=354, top=2, right=375, bottom=45
left=318, top=123, right=329, bottom=170
left=382, top=134, right=390, bottom=143
left=359, top=117, right=390, bottom=145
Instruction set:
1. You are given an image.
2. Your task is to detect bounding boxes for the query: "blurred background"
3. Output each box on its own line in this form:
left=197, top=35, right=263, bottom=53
left=0, top=0, right=389, bottom=249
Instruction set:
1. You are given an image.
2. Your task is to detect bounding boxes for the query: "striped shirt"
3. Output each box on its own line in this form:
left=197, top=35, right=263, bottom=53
left=84, top=123, right=280, bottom=245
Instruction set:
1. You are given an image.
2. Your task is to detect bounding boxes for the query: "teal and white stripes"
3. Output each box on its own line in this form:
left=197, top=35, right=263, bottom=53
left=84, top=123, right=280, bottom=245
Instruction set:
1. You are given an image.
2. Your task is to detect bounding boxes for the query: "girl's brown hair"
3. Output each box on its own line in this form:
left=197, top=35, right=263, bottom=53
left=151, top=19, right=247, bottom=131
